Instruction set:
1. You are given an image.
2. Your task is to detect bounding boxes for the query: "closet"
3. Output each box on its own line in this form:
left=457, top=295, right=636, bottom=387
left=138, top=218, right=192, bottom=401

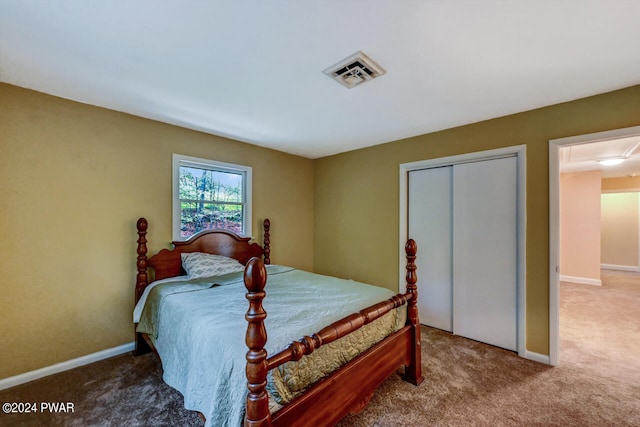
left=408, top=156, right=518, bottom=351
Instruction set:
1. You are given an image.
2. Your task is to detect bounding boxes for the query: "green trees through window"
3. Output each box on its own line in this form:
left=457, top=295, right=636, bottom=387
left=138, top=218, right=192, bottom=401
left=178, top=166, right=244, bottom=237
left=173, top=154, right=251, bottom=240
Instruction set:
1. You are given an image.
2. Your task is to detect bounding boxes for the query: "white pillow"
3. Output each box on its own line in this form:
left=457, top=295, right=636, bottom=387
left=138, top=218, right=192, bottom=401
left=181, top=252, right=245, bottom=279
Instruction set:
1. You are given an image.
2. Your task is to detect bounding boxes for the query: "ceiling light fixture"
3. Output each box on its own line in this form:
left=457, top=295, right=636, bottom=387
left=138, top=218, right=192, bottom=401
left=597, top=157, right=626, bottom=166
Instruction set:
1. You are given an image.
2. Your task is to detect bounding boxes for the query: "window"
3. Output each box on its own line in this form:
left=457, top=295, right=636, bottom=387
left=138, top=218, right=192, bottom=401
left=173, top=154, right=252, bottom=240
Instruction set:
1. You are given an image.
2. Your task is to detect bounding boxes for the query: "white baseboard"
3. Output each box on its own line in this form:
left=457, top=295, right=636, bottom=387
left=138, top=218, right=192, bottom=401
left=601, top=264, right=640, bottom=272
left=560, top=275, right=602, bottom=286
left=524, top=350, right=551, bottom=365
left=0, top=342, right=135, bottom=391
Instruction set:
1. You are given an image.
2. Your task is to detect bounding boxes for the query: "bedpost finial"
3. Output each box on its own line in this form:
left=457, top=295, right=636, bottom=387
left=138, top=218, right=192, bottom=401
left=245, top=257, right=267, bottom=293
left=405, top=239, right=417, bottom=257
left=405, top=239, right=417, bottom=286
left=405, top=238, right=417, bottom=290
left=137, top=217, right=148, bottom=232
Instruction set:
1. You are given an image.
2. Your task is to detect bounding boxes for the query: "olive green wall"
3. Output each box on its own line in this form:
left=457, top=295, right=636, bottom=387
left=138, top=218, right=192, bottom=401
left=314, top=85, right=640, bottom=355
left=0, top=83, right=314, bottom=379
left=2, top=82, right=639, bottom=379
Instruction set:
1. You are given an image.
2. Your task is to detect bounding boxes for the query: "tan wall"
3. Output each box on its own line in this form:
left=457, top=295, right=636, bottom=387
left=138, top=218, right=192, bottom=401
left=602, top=176, right=640, bottom=192
left=560, top=171, right=602, bottom=281
left=0, top=83, right=314, bottom=380
left=601, top=192, right=639, bottom=268
left=314, top=84, right=640, bottom=355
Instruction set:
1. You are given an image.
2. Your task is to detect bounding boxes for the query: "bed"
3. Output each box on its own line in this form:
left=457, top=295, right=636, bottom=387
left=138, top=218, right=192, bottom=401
left=133, top=217, right=423, bottom=427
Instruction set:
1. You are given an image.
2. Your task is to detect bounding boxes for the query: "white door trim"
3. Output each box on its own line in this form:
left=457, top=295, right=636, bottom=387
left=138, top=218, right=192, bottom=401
left=400, top=145, right=527, bottom=358
left=548, top=125, right=640, bottom=366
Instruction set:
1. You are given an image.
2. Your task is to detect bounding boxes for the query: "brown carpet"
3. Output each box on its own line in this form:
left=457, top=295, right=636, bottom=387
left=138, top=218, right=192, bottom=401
left=1, top=270, right=638, bottom=426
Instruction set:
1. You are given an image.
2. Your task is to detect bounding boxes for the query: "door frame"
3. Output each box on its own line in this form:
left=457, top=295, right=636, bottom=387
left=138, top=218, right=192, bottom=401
left=399, top=145, right=527, bottom=359
left=548, top=125, right=640, bottom=366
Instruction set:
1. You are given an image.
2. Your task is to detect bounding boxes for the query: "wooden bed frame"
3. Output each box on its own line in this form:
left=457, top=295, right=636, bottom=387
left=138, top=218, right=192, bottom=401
left=134, top=217, right=423, bottom=427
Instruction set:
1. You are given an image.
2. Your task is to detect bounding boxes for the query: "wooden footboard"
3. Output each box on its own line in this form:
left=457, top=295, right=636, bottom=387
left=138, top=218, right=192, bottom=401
left=244, top=239, right=423, bottom=427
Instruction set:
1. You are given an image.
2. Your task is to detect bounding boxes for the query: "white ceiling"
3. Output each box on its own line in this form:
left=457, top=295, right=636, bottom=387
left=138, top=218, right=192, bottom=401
left=560, top=136, right=640, bottom=178
left=1, top=1, right=640, bottom=160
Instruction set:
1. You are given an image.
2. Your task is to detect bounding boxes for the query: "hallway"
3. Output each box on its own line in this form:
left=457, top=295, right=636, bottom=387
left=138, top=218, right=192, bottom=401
left=560, top=269, right=640, bottom=379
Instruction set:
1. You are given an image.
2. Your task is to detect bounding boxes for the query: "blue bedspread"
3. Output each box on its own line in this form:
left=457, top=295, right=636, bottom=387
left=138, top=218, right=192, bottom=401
left=136, top=265, right=401, bottom=427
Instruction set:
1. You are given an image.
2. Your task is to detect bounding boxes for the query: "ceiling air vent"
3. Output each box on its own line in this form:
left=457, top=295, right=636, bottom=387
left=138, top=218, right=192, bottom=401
left=323, top=51, right=386, bottom=89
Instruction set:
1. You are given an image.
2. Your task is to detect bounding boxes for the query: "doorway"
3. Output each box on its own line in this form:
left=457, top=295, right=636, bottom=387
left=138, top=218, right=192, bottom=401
left=548, top=124, right=640, bottom=365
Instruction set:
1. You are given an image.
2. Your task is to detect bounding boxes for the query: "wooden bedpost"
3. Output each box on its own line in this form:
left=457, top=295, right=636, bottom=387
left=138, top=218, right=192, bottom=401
left=135, top=218, right=149, bottom=303
left=244, top=257, right=271, bottom=427
left=263, top=218, right=271, bottom=265
left=404, top=239, right=424, bottom=385
left=134, top=218, right=152, bottom=356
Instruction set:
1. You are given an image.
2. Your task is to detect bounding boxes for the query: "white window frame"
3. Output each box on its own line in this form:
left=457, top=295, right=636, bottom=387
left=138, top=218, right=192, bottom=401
left=172, top=154, right=252, bottom=241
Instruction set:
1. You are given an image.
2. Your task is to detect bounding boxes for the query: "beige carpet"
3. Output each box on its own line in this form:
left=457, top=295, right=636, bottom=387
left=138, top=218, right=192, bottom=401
left=337, top=269, right=640, bottom=426
left=1, top=269, right=638, bottom=426
left=560, top=270, right=640, bottom=382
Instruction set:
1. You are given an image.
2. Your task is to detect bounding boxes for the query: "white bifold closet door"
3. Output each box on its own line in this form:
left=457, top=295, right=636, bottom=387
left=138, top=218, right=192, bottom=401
left=452, top=157, right=517, bottom=351
left=408, top=156, right=517, bottom=351
left=408, top=166, right=453, bottom=332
